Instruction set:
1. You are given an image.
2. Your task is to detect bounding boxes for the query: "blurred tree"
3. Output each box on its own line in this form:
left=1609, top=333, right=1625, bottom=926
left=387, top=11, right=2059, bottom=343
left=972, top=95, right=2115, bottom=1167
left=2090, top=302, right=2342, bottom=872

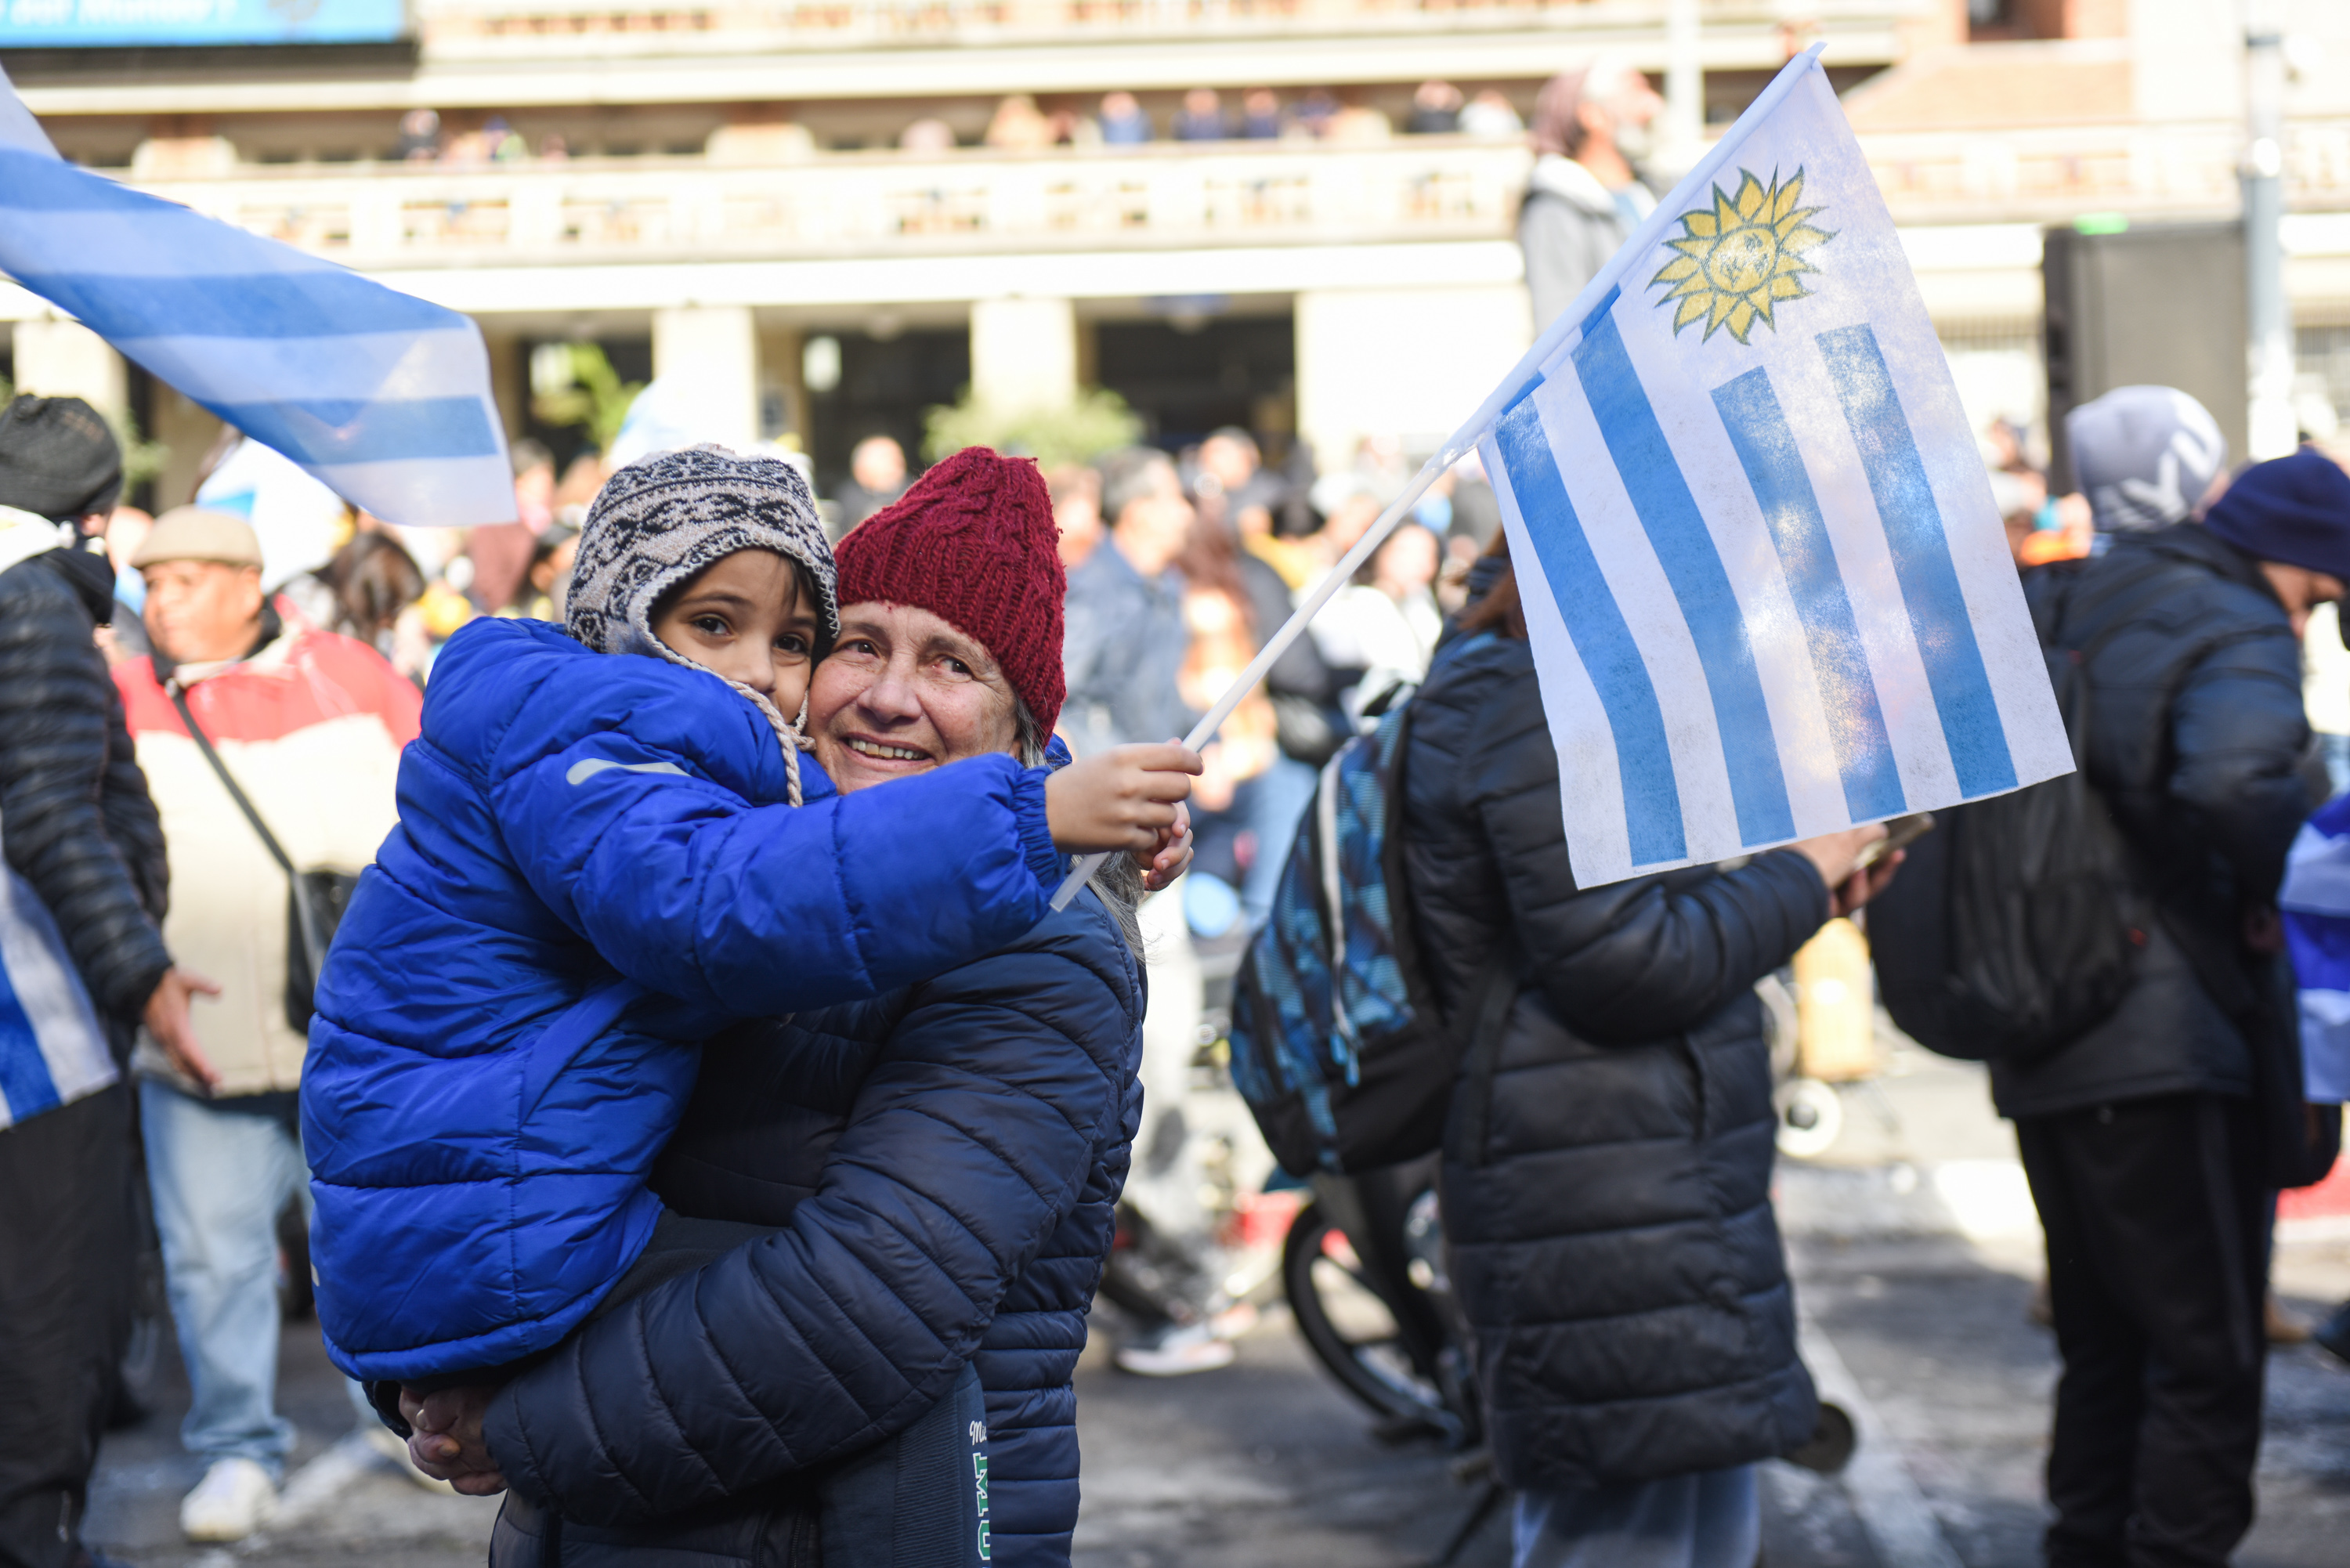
left=530, top=343, right=644, bottom=455
left=922, top=386, right=1142, bottom=468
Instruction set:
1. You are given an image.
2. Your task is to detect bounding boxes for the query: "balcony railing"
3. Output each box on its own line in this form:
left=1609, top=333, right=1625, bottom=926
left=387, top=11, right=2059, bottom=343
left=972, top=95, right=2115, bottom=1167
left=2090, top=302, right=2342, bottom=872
left=137, top=139, right=1535, bottom=265
left=418, top=0, right=1882, bottom=50
left=115, top=115, right=2350, bottom=275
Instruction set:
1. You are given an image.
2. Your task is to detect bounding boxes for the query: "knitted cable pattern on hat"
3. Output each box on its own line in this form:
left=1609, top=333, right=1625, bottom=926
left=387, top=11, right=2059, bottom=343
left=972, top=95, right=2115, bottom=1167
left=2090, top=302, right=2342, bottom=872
left=567, top=444, right=837, bottom=803
left=835, top=446, right=1068, bottom=735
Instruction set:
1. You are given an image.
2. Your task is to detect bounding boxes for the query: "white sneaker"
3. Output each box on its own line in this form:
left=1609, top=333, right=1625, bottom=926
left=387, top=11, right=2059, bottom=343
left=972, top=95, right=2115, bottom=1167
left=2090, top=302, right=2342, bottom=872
left=179, top=1457, right=279, bottom=1542
left=1114, top=1320, right=1239, bottom=1377
left=358, top=1420, right=459, bottom=1495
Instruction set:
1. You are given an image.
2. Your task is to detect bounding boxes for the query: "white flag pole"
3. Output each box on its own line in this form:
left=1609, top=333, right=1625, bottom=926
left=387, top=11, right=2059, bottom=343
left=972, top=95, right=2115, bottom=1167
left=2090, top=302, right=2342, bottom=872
left=1050, top=444, right=1460, bottom=909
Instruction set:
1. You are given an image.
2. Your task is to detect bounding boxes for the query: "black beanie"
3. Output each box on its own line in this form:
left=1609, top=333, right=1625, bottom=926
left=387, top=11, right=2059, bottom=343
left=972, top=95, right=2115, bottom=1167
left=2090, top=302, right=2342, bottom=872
left=2203, top=449, right=2350, bottom=585
left=0, top=396, right=124, bottom=520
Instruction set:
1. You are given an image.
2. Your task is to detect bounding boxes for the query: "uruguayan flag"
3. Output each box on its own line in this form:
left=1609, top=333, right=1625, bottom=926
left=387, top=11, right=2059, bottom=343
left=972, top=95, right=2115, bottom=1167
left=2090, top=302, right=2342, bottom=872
left=0, top=854, right=116, bottom=1131
left=0, top=70, right=512, bottom=526
left=2282, top=797, right=2350, bottom=1106
left=1470, top=49, right=2068, bottom=886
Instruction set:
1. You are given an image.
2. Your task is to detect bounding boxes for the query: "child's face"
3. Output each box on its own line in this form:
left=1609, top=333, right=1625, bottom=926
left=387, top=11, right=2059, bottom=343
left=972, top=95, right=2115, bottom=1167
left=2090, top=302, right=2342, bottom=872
left=649, top=549, right=820, bottom=714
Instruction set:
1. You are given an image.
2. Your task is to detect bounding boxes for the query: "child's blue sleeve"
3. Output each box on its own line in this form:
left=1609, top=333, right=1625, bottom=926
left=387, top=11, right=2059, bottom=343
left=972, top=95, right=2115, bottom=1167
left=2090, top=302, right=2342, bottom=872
left=490, top=729, right=1062, bottom=1013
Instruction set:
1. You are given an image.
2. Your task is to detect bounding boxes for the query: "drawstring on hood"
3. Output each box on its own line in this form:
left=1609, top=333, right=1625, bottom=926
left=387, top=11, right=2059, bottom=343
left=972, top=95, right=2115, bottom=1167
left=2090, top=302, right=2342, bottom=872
left=566, top=444, right=837, bottom=804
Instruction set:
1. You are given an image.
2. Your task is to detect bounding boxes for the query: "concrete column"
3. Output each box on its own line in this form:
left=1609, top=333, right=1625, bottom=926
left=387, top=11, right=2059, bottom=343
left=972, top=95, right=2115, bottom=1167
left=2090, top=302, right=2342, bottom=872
left=1295, top=286, right=1532, bottom=468
left=150, top=384, right=224, bottom=511
left=13, top=317, right=128, bottom=413
left=757, top=323, right=806, bottom=446
left=482, top=326, right=526, bottom=443
left=970, top=296, right=1077, bottom=411
left=653, top=304, right=759, bottom=452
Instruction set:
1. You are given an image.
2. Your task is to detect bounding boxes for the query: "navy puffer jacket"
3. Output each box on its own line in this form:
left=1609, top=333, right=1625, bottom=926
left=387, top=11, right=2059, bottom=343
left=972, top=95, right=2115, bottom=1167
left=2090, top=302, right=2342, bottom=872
left=1403, top=624, right=1830, bottom=1490
left=482, top=887, right=1144, bottom=1568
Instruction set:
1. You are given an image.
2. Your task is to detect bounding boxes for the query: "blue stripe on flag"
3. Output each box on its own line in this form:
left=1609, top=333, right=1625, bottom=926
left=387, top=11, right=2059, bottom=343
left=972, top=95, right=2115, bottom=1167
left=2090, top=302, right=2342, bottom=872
left=1711, top=367, right=1907, bottom=821
left=197, top=398, right=504, bottom=466
left=0, top=967, right=61, bottom=1125
left=1493, top=387, right=1687, bottom=867
left=1816, top=325, right=2017, bottom=797
left=1571, top=308, right=1798, bottom=848
left=10, top=271, right=455, bottom=341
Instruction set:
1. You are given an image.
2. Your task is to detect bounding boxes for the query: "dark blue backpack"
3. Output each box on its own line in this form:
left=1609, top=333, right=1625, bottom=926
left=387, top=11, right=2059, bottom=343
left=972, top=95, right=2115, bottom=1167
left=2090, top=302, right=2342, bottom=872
left=1229, top=693, right=1510, bottom=1176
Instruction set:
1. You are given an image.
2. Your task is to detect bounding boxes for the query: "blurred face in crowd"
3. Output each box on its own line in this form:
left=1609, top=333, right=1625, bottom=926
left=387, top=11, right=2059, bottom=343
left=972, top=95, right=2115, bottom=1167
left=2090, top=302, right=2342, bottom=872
left=851, top=436, right=907, bottom=497
left=1371, top=523, right=1439, bottom=601
left=142, top=558, right=265, bottom=665
left=649, top=549, right=821, bottom=714
left=1198, top=433, right=1259, bottom=497
left=2258, top=560, right=2347, bottom=640
left=808, top=602, right=1019, bottom=793
left=1112, top=459, right=1194, bottom=576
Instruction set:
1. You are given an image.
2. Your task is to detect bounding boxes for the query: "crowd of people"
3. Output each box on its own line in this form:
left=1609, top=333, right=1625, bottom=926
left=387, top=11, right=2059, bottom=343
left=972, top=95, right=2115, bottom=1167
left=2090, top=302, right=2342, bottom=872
left=13, top=70, right=2350, bottom=1552
left=382, top=81, right=1524, bottom=167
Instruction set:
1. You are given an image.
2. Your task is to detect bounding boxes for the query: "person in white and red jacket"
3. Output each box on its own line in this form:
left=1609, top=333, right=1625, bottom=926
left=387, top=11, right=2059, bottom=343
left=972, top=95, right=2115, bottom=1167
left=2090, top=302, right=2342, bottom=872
left=113, top=506, right=421, bottom=1545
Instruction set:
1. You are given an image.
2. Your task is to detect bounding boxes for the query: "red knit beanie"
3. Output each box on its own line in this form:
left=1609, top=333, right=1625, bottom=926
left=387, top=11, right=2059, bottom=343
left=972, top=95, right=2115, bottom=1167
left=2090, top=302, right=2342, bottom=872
left=833, top=446, right=1068, bottom=735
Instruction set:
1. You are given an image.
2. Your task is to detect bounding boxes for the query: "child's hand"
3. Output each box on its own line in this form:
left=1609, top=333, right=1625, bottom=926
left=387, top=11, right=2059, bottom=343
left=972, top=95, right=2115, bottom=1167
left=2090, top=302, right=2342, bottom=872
left=399, top=1383, right=508, bottom=1497
left=1046, top=742, right=1202, bottom=853
left=1137, top=803, right=1192, bottom=892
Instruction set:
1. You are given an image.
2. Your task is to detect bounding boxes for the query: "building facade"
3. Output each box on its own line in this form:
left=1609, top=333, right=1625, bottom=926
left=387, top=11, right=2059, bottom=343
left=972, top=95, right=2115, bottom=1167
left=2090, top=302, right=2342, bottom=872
left=4, top=0, right=2349, bottom=503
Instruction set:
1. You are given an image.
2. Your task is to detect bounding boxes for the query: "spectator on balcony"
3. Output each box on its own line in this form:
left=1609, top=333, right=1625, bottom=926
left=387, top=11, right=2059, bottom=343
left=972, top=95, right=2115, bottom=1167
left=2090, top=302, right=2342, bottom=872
left=1173, top=88, right=1232, bottom=143
left=484, top=116, right=527, bottom=164
left=537, top=132, right=569, bottom=162
left=1240, top=86, right=1283, bottom=140
left=1520, top=60, right=1662, bottom=332
left=898, top=117, right=956, bottom=154
left=834, top=435, right=909, bottom=538
left=1405, top=79, right=1464, bottom=135
left=1459, top=87, right=1525, bottom=138
left=396, top=107, right=440, bottom=162
left=1291, top=88, right=1340, bottom=139
left=1325, top=91, right=1392, bottom=145
left=1098, top=92, right=1154, bottom=146
left=985, top=93, right=1056, bottom=152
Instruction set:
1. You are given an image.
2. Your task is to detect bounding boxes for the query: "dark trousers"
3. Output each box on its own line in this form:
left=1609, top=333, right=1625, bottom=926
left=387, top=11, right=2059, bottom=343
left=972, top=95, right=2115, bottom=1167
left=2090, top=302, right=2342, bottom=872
left=2015, top=1093, right=2268, bottom=1568
left=0, top=1085, right=135, bottom=1568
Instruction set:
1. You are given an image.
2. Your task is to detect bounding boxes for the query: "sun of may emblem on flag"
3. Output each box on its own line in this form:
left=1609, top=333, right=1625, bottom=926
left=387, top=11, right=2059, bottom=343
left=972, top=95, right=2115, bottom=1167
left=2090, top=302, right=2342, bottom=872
left=1650, top=168, right=1832, bottom=345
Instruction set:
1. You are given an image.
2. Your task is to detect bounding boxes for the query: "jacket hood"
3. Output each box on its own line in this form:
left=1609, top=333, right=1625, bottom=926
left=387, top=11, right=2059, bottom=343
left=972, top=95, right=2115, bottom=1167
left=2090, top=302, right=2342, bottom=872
left=1526, top=153, right=1622, bottom=216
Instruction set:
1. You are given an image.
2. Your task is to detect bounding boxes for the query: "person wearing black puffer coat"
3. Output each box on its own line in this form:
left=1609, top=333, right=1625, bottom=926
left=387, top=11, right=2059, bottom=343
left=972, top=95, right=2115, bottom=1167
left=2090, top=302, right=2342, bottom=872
left=0, top=395, right=215, bottom=1568
left=1985, top=453, right=2349, bottom=1568
left=402, top=449, right=1162, bottom=1568
left=1400, top=544, right=1893, bottom=1568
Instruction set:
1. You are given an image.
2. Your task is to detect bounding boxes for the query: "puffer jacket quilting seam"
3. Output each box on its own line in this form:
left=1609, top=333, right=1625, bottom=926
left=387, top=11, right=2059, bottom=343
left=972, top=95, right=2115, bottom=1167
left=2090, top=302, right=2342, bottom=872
left=629, top=1284, right=737, bottom=1495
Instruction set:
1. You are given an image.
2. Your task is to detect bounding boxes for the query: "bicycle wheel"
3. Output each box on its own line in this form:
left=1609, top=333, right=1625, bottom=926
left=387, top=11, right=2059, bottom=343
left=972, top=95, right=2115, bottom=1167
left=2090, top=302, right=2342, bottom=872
left=1282, top=1199, right=1461, bottom=1440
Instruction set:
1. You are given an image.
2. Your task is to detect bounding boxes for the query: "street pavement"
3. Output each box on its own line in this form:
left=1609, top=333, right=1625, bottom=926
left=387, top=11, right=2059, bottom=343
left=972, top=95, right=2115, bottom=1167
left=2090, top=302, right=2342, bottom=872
left=83, top=1034, right=2350, bottom=1567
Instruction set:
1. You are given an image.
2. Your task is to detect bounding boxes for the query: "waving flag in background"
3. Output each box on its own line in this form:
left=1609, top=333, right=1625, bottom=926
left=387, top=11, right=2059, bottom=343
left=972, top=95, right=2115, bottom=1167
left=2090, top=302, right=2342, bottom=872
left=0, top=70, right=513, bottom=527
left=1475, top=49, right=2069, bottom=886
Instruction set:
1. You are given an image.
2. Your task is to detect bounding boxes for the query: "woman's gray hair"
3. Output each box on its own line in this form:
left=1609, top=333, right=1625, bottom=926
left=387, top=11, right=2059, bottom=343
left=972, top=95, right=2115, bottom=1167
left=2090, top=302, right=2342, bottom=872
left=1013, top=692, right=1146, bottom=958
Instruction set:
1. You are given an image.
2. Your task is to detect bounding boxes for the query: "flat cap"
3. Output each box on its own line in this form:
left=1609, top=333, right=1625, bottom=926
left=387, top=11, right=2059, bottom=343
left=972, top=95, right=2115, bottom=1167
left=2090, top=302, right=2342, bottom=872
left=130, top=506, right=265, bottom=570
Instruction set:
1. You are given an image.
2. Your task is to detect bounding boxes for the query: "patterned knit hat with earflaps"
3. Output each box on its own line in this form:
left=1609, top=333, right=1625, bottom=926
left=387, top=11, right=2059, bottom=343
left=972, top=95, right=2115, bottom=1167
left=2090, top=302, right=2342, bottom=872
left=834, top=446, right=1068, bottom=735
left=566, top=444, right=837, bottom=803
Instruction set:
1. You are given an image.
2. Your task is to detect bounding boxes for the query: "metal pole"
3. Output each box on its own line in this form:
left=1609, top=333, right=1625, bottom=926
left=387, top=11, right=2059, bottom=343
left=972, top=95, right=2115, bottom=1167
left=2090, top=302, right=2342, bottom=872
left=2244, top=2, right=2295, bottom=460
left=1664, top=0, right=1705, bottom=175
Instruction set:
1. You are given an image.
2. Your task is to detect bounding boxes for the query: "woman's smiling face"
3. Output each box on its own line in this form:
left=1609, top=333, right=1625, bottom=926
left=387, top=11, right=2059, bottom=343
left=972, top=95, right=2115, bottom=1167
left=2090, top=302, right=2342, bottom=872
left=808, top=602, right=1021, bottom=793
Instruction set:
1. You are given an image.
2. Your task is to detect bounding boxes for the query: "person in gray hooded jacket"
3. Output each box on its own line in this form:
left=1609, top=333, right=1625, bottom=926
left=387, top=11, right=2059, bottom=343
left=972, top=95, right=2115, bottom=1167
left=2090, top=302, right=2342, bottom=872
left=1517, top=60, right=1662, bottom=332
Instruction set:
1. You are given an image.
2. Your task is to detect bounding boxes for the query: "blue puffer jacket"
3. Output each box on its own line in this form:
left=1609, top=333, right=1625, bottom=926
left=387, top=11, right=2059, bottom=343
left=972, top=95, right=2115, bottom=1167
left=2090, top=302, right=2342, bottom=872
left=478, top=886, right=1144, bottom=1568
left=303, top=616, right=1064, bottom=1382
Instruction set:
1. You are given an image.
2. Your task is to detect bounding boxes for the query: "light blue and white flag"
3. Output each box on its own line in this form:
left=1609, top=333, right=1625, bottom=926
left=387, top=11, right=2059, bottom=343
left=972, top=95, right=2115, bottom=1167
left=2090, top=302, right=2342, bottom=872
left=2282, top=796, right=2350, bottom=1106
left=0, top=71, right=512, bottom=526
left=1470, top=48, right=2068, bottom=885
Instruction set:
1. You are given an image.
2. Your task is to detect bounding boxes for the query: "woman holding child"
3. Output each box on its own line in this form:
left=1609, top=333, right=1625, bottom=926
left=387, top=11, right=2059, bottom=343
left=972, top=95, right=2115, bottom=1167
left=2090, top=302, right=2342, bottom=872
left=309, top=446, right=1175, bottom=1567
